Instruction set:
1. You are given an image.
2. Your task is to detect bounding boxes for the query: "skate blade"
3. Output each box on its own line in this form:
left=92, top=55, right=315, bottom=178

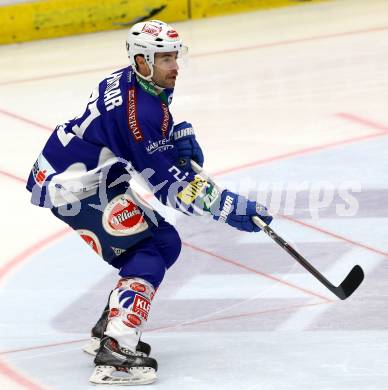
left=82, top=337, right=100, bottom=356
left=89, top=365, right=157, bottom=385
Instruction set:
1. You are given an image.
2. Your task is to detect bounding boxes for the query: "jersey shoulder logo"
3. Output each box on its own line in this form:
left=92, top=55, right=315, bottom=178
left=32, top=154, right=56, bottom=187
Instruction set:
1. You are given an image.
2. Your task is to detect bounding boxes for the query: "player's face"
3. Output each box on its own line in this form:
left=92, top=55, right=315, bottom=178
left=152, top=52, right=179, bottom=88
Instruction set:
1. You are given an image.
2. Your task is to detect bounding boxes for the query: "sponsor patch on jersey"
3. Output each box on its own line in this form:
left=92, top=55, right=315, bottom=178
left=161, top=102, right=170, bottom=138
left=111, top=246, right=127, bottom=256
left=102, top=194, right=149, bottom=236
left=146, top=138, right=173, bottom=154
left=128, top=88, right=143, bottom=142
left=177, top=176, right=208, bottom=205
left=142, top=23, right=162, bottom=37
left=77, top=229, right=102, bottom=256
left=133, top=294, right=151, bottom=321
left=32, top=153, right=56, bottom=187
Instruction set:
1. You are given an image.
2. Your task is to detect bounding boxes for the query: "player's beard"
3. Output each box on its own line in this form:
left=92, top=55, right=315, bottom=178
left=164, top=73, right=177, bottom=88
left=153, top=68, right=178, bottom=89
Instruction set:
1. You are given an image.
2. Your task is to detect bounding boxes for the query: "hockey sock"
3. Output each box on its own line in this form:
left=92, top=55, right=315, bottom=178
left=104, top=278, right=155, bottom=352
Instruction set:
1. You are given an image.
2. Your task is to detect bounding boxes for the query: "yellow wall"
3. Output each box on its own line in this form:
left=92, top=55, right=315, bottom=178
left=0, top=0, right=329, bottom=45
left=191, top=0, right=325, bottom=19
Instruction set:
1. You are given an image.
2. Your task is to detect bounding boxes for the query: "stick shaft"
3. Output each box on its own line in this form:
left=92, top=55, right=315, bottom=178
left=191, top=160, right=364, bottom=300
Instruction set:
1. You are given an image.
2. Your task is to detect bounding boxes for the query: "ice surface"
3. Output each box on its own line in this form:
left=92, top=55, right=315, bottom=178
left=1, top=0, right=387, bottom=388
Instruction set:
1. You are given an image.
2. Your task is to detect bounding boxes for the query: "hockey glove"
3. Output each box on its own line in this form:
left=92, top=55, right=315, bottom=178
left=212, top=190, right=272, bottom=232
left=172, top=121, right=204, bottom=171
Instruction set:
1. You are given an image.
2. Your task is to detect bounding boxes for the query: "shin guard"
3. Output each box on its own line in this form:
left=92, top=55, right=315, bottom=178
left=104, top=278, right=155, bottom=352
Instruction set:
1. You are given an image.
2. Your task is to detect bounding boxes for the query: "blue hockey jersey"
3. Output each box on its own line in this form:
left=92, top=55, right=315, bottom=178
left=26, top=66, right=217, bottom=215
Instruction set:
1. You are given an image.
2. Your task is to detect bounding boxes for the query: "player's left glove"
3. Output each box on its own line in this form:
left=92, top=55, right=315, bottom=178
left=172, top=121, right=204, bottom=171
left=212, top=190, right=273, bottom=232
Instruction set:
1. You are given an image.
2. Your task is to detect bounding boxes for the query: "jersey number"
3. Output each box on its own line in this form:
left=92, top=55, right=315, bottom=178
left=57, top=88, right=101, bottom=147
left=72, top=88, right=101, bottom=139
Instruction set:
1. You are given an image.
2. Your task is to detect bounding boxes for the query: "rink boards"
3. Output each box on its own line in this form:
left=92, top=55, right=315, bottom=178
left=0, top=0, right=330, bottom=44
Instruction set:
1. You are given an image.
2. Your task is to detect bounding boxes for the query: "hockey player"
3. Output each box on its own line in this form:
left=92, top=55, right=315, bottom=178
left=26, top=20, right=272, bottom=385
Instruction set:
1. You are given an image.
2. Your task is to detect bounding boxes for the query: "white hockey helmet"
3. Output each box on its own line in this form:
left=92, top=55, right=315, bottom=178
left=126, top=20, right=187, bottom=82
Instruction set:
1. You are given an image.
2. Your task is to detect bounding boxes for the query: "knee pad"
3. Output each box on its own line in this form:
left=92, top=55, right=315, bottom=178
left=160, top=225, right=182, bottom=270
left=119, top=249, right=166, bottom=288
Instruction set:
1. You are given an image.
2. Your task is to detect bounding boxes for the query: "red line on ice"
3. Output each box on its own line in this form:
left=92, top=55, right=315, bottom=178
left=1, top=113, right=387, bottom=185
left=0, top=358, right=46, bottom=390
left=194, top=25, right=388, bottom=58
left=182, top=242, right=332, bottom=302
left=0, top=17, right=385, bottom=389
left=0, top=169, right=25, bottom=183
left=0, top=112, right=386, bottom=284
left=0, top=301, right=330, bottom=355
left=335, top=113, right=388, bottom=133
left=0, top=25, right=387, bottom=86
left=0, top=338, right=88, bottom=356
left=147, top=301, right=331, bottom=332
left=0, top=108, right=52, bottom=131
left=281, top=215, right=388, bottom=258
left=0, top=227, right=71, bottom=285
left=0, top=112, right=386, bottom=364
left=213, top=129, right=388, bottom=177
left=0, top=66, right=116, bottom=86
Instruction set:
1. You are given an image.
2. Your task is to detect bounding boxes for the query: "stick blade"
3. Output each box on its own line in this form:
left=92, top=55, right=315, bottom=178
left=335, top=265, right=364, bottom=300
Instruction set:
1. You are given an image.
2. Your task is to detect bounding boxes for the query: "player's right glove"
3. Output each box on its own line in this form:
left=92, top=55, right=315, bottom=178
left=212, top=190, right=272, bottom=232
left=172, top=121, right=204, bottom=171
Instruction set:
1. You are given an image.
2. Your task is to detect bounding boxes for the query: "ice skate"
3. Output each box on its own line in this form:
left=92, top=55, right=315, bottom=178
left=89, top=336, right=157, bottom=385
left=82, top=302, right=110, bottom=356
left=83, top=302, right=151, bottom=357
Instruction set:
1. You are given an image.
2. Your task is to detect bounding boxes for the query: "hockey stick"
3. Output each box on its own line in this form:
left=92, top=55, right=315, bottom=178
left=191, top=160, right=364, bottom=300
